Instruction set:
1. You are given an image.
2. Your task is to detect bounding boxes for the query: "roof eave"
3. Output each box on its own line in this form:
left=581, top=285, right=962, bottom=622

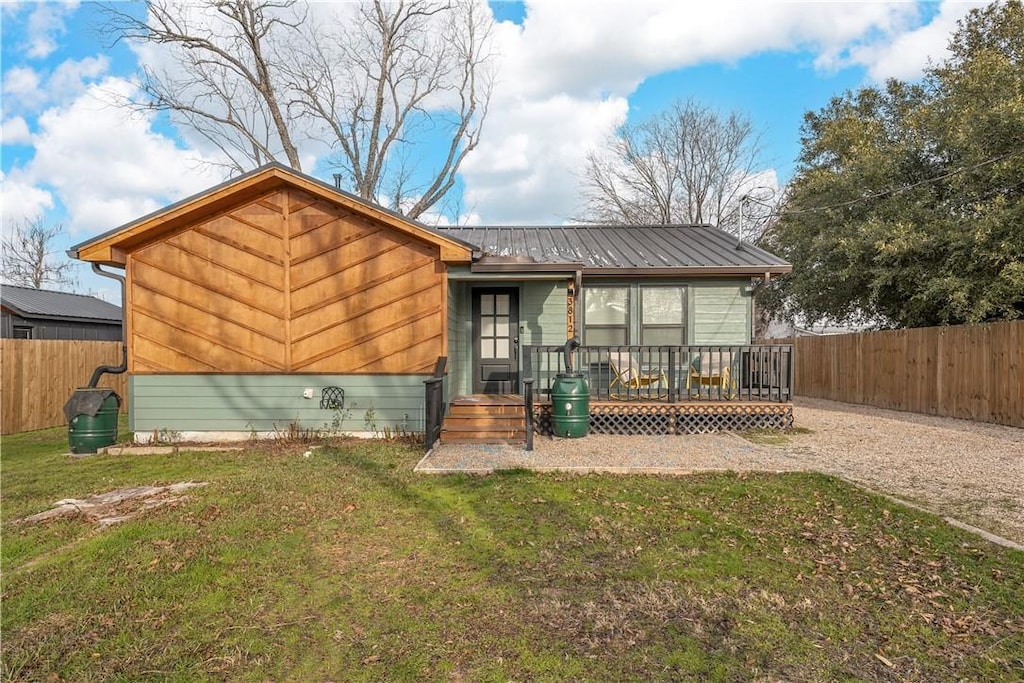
left=1, top=308, right=122, bottom=324
left=581, top=265, right=792, bottom=277
left=471, top=261, right=585, bottom=274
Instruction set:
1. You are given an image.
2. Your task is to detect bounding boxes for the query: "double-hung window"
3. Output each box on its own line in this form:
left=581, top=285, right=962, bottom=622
left=583, top=286, right=628, bottom=345
left=583, top=285, right=687, bottom=345
left=640, top=286, right=686, bottom=345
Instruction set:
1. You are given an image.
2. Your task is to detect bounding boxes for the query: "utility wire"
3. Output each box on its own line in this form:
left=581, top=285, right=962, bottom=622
left=764, top=147, right=1024, bottom=218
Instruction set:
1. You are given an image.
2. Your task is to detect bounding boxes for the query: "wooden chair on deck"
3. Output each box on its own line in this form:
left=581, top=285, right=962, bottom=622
left=607, top=351, right=668, bottom=400
left=687, top=351, right=738, bottom=399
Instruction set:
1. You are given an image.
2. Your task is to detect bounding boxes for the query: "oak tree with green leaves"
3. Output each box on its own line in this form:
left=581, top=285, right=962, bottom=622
left=761, top=0, right=1024, bottom=328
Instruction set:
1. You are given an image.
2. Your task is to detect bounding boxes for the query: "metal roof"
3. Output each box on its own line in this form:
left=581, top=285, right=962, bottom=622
left=438, top=225, right=791, bottom=275
left=0, top=284, right=122, bottom=323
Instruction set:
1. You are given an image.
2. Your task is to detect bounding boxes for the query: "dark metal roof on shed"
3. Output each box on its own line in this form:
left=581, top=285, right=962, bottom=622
left=438, top=225, right=791, bottom=275
left=0, top=284, right=122, bottom=323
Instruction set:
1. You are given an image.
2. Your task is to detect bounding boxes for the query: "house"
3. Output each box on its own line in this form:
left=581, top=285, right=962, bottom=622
left=68, top=163, right=794, bottom=443
left=1, top=284, right=122, bottom=340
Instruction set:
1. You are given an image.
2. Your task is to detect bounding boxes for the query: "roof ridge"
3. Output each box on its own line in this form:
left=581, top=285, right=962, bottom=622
left=0, top=283, right=104, bottom=299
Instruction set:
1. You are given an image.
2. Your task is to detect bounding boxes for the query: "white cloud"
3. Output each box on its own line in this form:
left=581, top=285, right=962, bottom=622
left=462, top=93, right=628, bottom=223
left=1, top=116, right=33, bottom=145
left=2, top=56, right=111, bottom=115
left=48, top=55, right=110, bottom=102
left=461, top=0, right=971, bottom=224
left=23, top=1, right=80, bottom=59
left=2, top=65, right=44, bottom=110
left=836, top=1, right=983, bottom=81
left=498, top=1, right=919, bottom=99
left=0, top=170, right=54, bottom=225
left=14, top=77, right=224, bottom=236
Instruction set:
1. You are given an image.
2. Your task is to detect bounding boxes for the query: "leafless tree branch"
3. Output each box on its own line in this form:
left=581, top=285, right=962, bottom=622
left=104, top=0, right=494, bottom=218
left=577, top=99, right=769, bottom=239
left=1, top=218, right=77, bottom=290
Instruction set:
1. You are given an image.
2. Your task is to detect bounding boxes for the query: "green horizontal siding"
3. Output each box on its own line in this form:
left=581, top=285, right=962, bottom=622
left=130, top=374, right=426, bottom=434
left=448, top=281, right=471, bottom=397
left=520, top=281, right=567, bottom=346
left=691, top=282, right=751, bottom=344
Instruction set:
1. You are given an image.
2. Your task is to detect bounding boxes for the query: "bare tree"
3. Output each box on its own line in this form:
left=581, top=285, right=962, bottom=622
left=104, top=0, right=494, bottom=219
left=106, top=0, right=305, bottom=172
left=578, top=99, right=769, bottom=237
left=1, top=218, right=77, bottom=290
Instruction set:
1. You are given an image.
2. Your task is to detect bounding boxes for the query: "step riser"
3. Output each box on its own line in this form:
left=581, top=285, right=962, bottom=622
left=447, top=406, right=525, bottom=417
left=442, top=435, right=525, bottom=444
left=444, top=417, right=525, bottom=429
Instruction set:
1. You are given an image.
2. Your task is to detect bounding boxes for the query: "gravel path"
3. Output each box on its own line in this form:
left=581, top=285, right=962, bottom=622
left=419, top=397, right=1024, bottom=544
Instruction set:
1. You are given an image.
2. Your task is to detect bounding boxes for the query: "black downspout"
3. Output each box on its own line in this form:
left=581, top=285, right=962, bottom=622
left=87, top=263, right=128, bottom=388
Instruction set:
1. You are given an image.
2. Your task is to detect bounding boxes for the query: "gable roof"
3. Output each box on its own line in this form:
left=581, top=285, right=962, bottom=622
left=1, top=284, right=122, bottom=323
left=68, top=163, right=476, bottom=266
left=439, top=225, right=791, bottom=276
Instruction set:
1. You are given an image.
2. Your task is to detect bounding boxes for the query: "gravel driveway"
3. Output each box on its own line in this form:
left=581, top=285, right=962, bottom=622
left=419, top=397, right=1024, bottom=545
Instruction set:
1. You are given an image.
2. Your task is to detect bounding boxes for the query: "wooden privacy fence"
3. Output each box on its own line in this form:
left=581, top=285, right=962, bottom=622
left=788, top=321, right=1023, bottom=428
left=1, top=340, right=128, bottom=435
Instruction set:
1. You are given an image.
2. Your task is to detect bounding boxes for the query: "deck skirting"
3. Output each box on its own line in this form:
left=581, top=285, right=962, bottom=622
left=534, top=401, right=794, bottom=435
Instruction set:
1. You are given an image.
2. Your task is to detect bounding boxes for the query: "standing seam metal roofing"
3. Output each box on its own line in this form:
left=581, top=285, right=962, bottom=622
left=0, top=284, right=123, bottom=322
left=438, top=225, right=790, bottom=271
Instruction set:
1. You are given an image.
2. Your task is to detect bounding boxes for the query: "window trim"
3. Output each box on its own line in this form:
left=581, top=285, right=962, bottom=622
left=583, top=283, right=688, bottom=345
left=582, top=285, right=629, bottom=345
left=639, top=285, right=687, bottom=346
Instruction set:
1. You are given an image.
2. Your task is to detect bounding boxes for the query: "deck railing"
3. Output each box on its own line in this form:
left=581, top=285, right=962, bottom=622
left=523, top=344, right=794, bottom=403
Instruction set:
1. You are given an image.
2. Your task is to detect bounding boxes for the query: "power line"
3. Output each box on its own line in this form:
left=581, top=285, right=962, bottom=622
left=773, top=148, right=1024, bottom=217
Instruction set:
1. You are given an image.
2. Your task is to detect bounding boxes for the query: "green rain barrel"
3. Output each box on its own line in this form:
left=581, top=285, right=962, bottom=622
left=551, top=373, right=590, bottom=438
left=67, top=389, right=121, bottom=454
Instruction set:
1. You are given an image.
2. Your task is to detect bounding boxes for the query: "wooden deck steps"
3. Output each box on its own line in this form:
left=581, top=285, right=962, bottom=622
left=441, top=395, right=526, bottom=444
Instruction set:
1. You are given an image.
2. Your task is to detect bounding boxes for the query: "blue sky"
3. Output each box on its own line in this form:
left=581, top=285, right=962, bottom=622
left=1, top=0, right=984, bottom=299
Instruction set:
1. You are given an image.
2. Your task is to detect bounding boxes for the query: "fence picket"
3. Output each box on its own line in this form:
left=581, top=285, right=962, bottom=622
left=2, top=340, right=128, bottom=435
left=784, top=321, right=1023, bottom=428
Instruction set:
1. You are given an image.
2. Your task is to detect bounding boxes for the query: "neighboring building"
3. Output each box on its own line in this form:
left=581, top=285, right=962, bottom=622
left=1, top=284, right=122, bottom=340
left=68, top=163, right=793, bottom=442
left=762, top=315, right=877, bottom=339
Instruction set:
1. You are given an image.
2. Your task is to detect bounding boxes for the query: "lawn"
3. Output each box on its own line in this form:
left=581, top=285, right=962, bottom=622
left=2, top=426, right=1022, bottom=682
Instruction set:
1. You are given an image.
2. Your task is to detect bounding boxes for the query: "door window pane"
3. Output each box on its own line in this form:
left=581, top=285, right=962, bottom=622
left=495, top=338, right=509, bottom=358
left=495, top=294, right=509, bottom=315
left=480, top=338, right=494, bottom=359
left=481, top=295, right=494, bottom=314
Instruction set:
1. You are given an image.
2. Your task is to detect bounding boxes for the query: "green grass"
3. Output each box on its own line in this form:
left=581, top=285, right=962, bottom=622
left=2, top=425, right=1022, bottom=682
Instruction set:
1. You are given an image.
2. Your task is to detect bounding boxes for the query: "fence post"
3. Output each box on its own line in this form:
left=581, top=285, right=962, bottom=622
left=523, top=378, right=534, bottom=451
left=667, top=347, right=676, bottom=402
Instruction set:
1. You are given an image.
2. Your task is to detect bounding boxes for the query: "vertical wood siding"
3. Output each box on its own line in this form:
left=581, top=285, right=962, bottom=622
left=2, top=339, right=128, bottom=434
left=128, top=189, right=445, bottom=374
left=790, top=321, right=1023, bottom=428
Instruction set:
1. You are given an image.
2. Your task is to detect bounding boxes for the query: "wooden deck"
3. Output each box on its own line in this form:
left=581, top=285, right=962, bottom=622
left=442, top=395, right=794, bottom=444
